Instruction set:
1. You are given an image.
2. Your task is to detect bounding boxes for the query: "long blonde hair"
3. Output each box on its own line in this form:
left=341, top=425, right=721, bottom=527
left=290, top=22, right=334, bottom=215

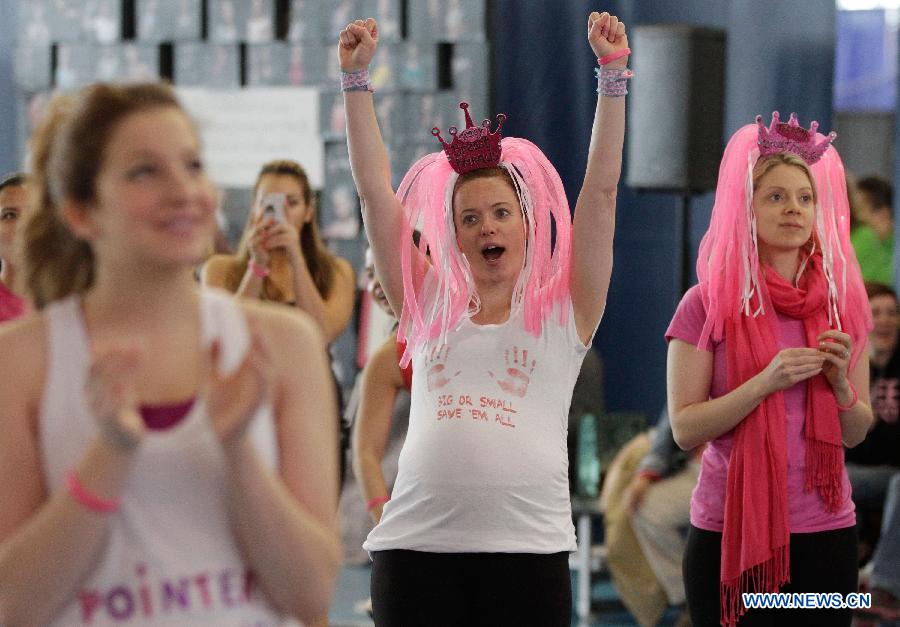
left=25, top=82, right=185, bottom=309
left=233, top=159, right=337, bottom=299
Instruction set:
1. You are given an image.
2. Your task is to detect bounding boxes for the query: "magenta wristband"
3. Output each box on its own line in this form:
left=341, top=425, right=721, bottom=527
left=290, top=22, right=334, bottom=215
left=366, top=495, right=390, bottom=511
left=248, top=259, right=270, bottom=278
left=836, top=382, right=858, bottom=412
left=598, top=47, right=631, bottom=66
left=66, top=470, right=120, bottom=514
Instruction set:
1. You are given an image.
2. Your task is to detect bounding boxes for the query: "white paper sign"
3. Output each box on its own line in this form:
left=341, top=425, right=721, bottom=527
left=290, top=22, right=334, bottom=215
left=177, top=86, right=324, bottom=188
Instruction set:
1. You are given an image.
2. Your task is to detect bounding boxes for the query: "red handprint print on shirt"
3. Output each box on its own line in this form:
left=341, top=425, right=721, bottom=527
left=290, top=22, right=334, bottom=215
left=488, top=346, right=537, bottom=398
left=425, top=344, right=461, bottom=392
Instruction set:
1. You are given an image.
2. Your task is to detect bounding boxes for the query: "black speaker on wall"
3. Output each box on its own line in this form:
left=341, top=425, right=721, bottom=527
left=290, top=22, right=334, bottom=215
left=626, top=25, right=726, bottom=192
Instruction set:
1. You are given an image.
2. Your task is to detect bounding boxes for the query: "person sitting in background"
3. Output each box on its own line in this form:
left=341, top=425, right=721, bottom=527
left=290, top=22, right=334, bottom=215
left=851, top=176, right=894, bottom=285
left=856, top=474, right=900, bottom=622
left=0, top=173, right=32, bottom=323
left=601, top=408, right=698, bottom=627
left=847, top=282, right=900, bottom=561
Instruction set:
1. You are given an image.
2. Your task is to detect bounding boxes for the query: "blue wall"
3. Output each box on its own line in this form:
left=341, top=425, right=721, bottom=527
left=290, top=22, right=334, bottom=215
left=0, top=1, right=19, bottom=175
left=495, top=0, right=837, bottom=420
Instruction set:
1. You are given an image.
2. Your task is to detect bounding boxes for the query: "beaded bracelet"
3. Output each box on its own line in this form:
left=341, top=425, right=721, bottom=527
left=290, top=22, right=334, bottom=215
left=341, top=68, right=373, bottom=92
left=66, top=470, right=120, bottom=514
left=836, top=382, right=858, bottom=412
left=595, top=67, right=634, bottom=97
left=249, top=258, right=270, bottom=278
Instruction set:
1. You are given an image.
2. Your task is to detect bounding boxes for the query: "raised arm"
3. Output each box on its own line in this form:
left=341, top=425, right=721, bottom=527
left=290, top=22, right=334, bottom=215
left=352, top=334, right=405, bottom=523
left=340, top=18, right=406, bottom=318
left=571, top=11, right=630, bottom=344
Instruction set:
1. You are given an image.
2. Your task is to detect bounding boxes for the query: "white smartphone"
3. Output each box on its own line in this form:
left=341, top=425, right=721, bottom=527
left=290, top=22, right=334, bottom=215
left=258, top=192, right=287, bottom=223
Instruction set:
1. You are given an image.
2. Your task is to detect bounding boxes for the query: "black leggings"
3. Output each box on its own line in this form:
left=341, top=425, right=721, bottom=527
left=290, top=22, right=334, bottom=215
left=370, top=550, right=571, bottom=626
left=683, top=525, right=858, bottom=627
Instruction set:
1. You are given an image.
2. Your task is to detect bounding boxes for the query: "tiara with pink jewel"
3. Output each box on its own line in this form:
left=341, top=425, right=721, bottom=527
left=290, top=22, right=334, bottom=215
left=432, top=102, right=507, bottom=175
left=756, top=111, right=836, bottom=165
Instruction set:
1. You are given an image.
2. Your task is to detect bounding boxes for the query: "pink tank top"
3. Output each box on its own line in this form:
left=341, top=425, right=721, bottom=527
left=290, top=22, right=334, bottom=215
left=39, top=288, right=290, bottom=626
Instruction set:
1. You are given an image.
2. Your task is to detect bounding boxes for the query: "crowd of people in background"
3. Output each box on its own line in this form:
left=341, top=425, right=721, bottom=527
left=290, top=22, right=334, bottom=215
left=1, top=6, right=900, bottom=627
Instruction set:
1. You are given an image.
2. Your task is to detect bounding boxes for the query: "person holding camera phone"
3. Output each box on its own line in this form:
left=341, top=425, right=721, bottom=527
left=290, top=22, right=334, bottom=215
left=203, top=159, right=356, bottom=345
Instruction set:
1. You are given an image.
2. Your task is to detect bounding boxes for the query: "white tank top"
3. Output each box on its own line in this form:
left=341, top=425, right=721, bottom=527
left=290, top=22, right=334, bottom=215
left=364, top=304, right=591, bottom=554
left=40, top=288, right=287, bottom=626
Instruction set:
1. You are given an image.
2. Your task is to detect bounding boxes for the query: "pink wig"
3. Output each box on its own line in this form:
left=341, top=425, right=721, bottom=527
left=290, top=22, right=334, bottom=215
left=396, top=137, right=572, bottom=366
left=696, top=122, right=871, bottom=362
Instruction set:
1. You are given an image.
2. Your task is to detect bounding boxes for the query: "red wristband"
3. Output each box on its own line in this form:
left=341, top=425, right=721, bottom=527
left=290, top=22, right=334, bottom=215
left=66, top=470, right=120, bottom=514
left=366, top=495, right=390, bottom=512
left=836, top=382, right=858, bottom=412
left=637, top=470, right=662, bottom=482
left=598, top=47, right=631, bottom=66
left=248, top=258, right=270, bottom=278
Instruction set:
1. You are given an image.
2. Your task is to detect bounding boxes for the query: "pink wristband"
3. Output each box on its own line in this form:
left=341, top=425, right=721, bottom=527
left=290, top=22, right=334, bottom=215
left=248, top=258, right=270, bottom=278
left=836, top=382, right=858, bottom=412
left=66, top=470, right=120, bottom=514
left=366, top=495, right=390, bottom=512
left=598, top=47, right=631, bottom=66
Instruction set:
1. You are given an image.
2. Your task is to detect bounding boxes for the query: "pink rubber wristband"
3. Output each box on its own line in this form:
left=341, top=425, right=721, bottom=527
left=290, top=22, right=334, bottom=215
left=367, top=495, right=390, bottom=512
left=248, top=258, right=270, bottom=278
left=598, top=47, right=631, bottom=66
left=66, top=470, right=120, bottom=513
left=836, top=382, right=858, bottom=412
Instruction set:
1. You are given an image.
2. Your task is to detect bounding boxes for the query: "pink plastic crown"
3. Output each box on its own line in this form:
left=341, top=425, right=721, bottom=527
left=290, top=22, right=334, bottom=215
left=756, top=111, right=836, bottom=165
left=432, top=102, right=507, bottom=174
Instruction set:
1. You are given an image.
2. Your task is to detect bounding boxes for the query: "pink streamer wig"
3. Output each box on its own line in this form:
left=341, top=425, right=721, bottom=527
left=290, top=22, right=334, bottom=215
left=696, top=123, right=871, bottom=363
left=396, top=137, right=572, bottom=366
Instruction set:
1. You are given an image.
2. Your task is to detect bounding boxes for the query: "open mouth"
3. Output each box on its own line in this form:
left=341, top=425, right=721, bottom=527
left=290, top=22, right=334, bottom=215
left=481, top=244, right=506, bottom=262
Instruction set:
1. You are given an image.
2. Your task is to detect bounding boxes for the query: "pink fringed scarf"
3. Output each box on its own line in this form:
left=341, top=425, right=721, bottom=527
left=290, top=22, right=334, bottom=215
left=720, top=255, right=844, bottom=627
left=695, top=122, right=871, bottom=627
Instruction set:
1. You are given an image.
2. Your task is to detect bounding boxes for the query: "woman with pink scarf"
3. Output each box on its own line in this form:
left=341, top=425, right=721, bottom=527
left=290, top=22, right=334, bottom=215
left=667, top=114, right=873, bottom=627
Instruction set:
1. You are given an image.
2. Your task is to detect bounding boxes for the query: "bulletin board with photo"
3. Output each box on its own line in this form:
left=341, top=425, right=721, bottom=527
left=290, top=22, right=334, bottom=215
left=55, top=44, right=99, bottom=90
left=174, top=43, right=240, bottom=88
left=47, top=0, right=91, bottom=42
left=207, top=0, right=242, bottom=44
left=136, top=0, right=203, bottom=42
left=14, top=46, right=53, bottom=92
left=118, top=44, right=161, bottom=83
left=81, top=0, right=122, bottom=44
left=398, top=42, right=438, bottom=92
left=319, top=92, right=348, bottom=140
left=407, top=0, right=485, bottom=42
left=247, top=43, right=330, bottom=87
left=18, top=1, right=53, bottom=45
left=450, top=41, right=489, bottom=104
left=243, top=0, right=277, bottom=44
left=358, top=0, right=403, bottom=42
left=320, top=142, right=360, bottom=241
left=287, top=0, right=332, bottom=43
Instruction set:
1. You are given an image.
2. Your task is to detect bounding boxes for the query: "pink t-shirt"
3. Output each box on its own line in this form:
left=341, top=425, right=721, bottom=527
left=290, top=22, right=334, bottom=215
left=0, top=281, right=27, bottom=323
left=666, top=285, right=855, bottom=533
